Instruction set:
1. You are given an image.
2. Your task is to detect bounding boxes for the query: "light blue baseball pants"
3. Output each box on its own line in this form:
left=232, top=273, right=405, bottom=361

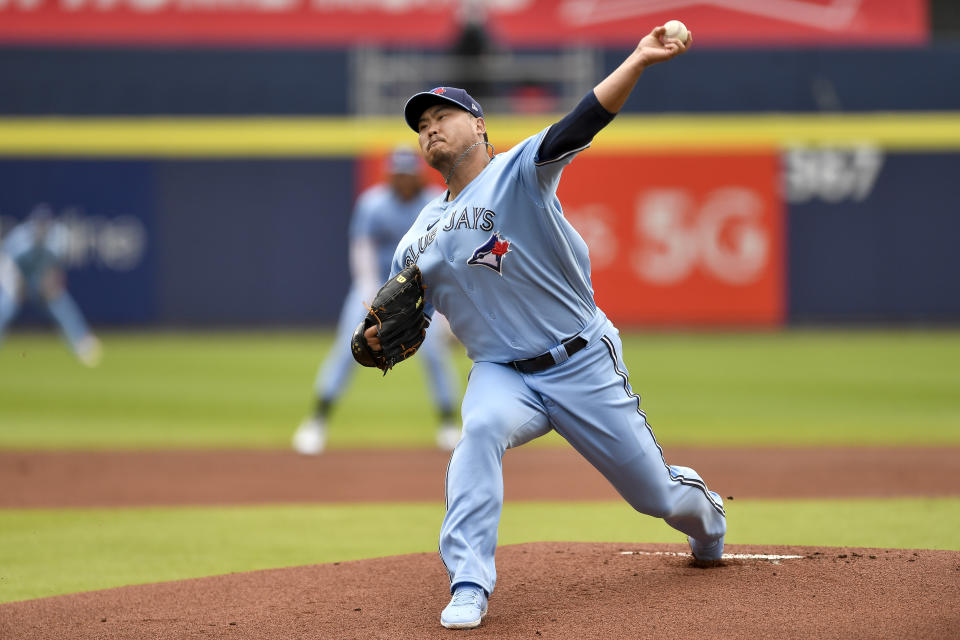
left=439, top=319, right=727, bottom=595
left=0, top=278, right=93, bottom=353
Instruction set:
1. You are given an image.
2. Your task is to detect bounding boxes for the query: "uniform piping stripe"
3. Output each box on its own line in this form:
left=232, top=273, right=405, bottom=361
left=443, top=450, right=453, bottom=511
left=440, top=450, right=455, bottom=586
left=533, top=141, right=591, bottom=166
left=599, top=335, right=725, bottom=517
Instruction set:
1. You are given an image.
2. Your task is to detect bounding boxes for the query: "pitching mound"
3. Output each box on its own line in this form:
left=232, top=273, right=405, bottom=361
left=2, top=542, right=956, bottom=640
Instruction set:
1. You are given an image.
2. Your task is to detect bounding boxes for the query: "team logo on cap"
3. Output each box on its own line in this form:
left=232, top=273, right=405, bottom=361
left=431, top=87, right=446, bottom=94
left=467, top=232, right=511, bottom=275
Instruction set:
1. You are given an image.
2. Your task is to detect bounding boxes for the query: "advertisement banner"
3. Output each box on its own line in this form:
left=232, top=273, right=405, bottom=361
left=0, top=160, right=157, bottom=324
left=0, top=158, right=357, bottom=327
left=786, top=148, right=960, bottom=321
left=0, top=0, right=927, bottom=47
left=559, top=152, right=784, bottom=326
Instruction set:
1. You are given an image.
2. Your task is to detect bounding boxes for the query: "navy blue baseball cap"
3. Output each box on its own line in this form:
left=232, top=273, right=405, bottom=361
left=403, top=87, right=484, bottom=132
left=386, top=145, right=423, bottom=175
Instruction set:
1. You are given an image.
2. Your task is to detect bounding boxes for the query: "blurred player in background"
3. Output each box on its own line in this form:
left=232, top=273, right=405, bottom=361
left=0, top=205, right=102, bottom=367
left=292, top=147, right=462, bottom=454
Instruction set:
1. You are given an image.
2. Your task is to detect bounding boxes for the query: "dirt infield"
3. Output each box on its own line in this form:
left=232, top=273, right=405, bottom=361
left=2, top=446, right=959, bottom=639
left=2, top=446, right=959, bottom=507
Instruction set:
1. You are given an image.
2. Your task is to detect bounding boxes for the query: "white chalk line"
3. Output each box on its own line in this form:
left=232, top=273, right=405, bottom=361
left=620, top=551, right=805, bottom=564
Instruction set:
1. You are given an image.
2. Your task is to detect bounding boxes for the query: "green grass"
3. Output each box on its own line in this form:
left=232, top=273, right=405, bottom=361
left=627, top=330, right=960, bottom=445
left=1, top=328, right=959, bottom=449
left=1, top=329, right=958, bottom=605
left=1, top=498, right=957, bottom=604
left=0, top=331, right=464, bottom=450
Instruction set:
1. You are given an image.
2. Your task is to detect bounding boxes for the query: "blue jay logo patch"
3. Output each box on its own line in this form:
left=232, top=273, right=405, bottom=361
left=467, top=232, right=511, bottom=275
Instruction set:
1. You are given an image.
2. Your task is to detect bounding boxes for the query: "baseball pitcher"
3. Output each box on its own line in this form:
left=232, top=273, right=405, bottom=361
left=353, top=24, right=725, bottom=630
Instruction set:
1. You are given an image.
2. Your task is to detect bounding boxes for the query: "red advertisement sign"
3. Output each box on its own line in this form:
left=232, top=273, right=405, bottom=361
left=558, top=152, right=784, bottom=326
left=0, top=0, right=927, bottom=47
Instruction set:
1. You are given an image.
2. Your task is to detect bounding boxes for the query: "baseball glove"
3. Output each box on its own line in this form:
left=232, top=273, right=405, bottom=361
left=351, top=263, right=429, bottom=374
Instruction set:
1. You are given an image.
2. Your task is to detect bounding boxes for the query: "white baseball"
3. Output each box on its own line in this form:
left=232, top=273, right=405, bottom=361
left=663, top=19, right=689, bottom=44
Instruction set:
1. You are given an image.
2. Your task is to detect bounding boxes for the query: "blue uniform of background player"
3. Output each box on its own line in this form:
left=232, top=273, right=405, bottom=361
left=361, top=25, right=725, bottom=630
left=292, top=147, right=462, bottom=454
left=0, top=206, right=102, bottom=367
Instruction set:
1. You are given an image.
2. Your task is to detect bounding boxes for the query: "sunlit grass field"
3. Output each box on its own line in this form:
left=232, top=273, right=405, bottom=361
left=2, top=328, right=959, bottom=449
left=1, top=328, right=958, bottom=604
left=2, top=498, right=957, bottom=603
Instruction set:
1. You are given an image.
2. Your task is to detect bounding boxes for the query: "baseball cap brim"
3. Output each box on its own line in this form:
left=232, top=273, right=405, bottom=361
left=403, top=92, right=475, bottom=132
left=388, top=149, right=422, bottom=175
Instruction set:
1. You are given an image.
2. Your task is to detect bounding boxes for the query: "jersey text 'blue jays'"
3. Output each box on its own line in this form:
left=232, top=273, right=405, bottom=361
left=393, top=128, right=596, bottom=364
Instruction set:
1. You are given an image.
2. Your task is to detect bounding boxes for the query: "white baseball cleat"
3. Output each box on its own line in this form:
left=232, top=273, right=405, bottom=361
left=688, top=491, right=725, bottom=565
left=440, top=583, right=487, bottom=629
left=75, top=336, right=103, bottom=368
left=292, top=417, right=327, bottom=455
left=436, top=423, right=461, bottom=451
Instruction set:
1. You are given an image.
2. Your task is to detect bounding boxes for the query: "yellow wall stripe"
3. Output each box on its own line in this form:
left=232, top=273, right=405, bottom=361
left=0, top=113, right=958, bottom=157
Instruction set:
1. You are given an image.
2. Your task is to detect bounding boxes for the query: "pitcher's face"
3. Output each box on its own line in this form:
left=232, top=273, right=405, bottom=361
left=417, top=105, right=485, bottom=171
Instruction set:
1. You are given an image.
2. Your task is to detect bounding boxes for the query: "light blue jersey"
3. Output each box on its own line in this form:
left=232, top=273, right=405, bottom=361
left=354, top=183, right=443, bottom=282
left=2, top=220, right=69, bottom=287
left=393, top=129, right=596, bottom=363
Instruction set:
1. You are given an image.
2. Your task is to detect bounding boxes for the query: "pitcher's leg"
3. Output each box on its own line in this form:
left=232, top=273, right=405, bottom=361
left=538, top=331, right=726, bottom=551
left=439, top=362, right=549, bottom=596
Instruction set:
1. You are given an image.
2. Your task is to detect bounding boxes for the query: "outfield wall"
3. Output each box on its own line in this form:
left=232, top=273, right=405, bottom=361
left=3, top=46, right=960, bottom=116
left=0, top=158, right=355, bottom=326
left=1, top=113, right=958, bottom=328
